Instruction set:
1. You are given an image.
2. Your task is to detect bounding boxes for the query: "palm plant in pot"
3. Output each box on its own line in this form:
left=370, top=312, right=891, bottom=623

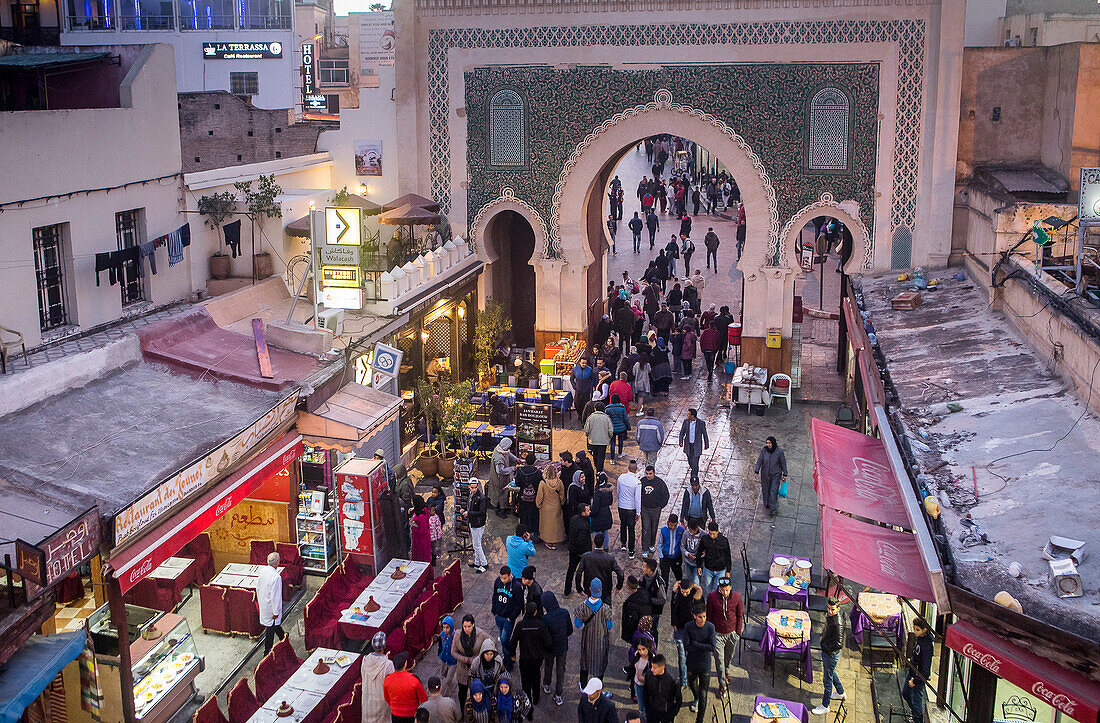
left=415, top=378, right=475, bottom=480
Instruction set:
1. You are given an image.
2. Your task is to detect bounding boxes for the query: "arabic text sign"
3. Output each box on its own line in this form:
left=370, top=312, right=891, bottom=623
left=113, top=393, right=299, bottom=546
left=207, top=499, right=289, bottom=556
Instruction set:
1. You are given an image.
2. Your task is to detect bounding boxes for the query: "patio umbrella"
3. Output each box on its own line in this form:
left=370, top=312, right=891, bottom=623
left=381, top=193, right=441, bottom=213
left=379, top=204, right=442, bottom=266
left=284, top=193, right=383, bottom=239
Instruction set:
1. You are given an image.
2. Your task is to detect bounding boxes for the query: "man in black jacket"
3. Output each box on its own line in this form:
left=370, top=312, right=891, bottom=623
left=669, top=580, right=704, bottom=684
left=578, top=678, right=618, bottom=723
left=677, top=409, right=710, bottom=483
left=643, top=654, right=682, bottom=723
left=640, top=558, right=667, bottom=640
left=903, top=617, right=934, bottom=723
left=461, top=479, right=489, bottom=573
left=565, top=504, right=593, bottom=596
left=575, top=533, right=625, bottom=603
left=683, top=606, right=716, bottom=723
left=614, top=303, right=635, bottom=356
left=540, top=591, right=572, bottom=706
left=520, top=566, right=544, bottom=616
left=492, top=566, right=523, bottom=670
left=508, top=601, right=551, bottom=707
left=679, top=477, right=716, bottom=529
left=697, top=521, right=732, bottom=594
left=628, top=212, right=644, bottom=254
left=812, top=597, right=846, bottom=715
left=620, top=576, right=653, bottom=649
left=640, top=466, right=669, bottom=555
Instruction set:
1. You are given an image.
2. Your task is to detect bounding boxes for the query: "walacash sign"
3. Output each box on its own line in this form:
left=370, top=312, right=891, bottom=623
left=203, top=41, right=283, bottom=60
left=112, top=392, right=299, bottom=546
left=16, top=508, right=102, bottom=592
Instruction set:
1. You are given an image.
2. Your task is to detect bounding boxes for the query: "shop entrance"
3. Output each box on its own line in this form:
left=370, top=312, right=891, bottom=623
left=485, top=209, right=536, bottom=347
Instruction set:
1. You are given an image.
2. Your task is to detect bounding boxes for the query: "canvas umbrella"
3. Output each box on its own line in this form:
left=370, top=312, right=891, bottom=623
left=284, top=193, right=383, bottom=238
left=381, top=193, right=441, bottom=213
left=378, top=203, right=443, bottom=265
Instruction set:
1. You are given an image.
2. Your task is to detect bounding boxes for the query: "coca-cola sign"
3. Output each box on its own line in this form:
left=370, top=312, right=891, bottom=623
left=960, top=642, right=1003, bottom=674
left=1031, top=681, right=1077, bottom=717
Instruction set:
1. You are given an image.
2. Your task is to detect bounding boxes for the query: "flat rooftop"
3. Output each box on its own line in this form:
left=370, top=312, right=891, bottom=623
left=0, top=363, right=283, bottom=557
left=858, top=270, right=1100, bottom=641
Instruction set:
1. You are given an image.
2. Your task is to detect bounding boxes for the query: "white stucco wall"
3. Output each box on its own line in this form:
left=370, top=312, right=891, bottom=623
left=965, top=0, right=1008, bottom=46
left=0, top=43, right=192, bottom=349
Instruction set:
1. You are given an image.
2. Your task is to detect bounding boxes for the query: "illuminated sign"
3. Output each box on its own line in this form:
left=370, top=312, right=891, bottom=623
left=301, top=43, right=316, bottom=96
left=203, top=41, right=282, bottom=60
left=321, top=287, right=363, bottom=309
left=304, top=94, right=327, bottom=111
left=325, top=206, right=362, bottom=246
left=321, top=265, right=361, bottom=288
left=1080, top=167, right=1100, bottom=224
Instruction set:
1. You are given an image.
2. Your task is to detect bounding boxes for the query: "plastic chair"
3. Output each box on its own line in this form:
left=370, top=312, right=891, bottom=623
left=769, top=373, right=793, bottom=410
left=199, top=585, right=229, bottom=633
left=0, top=325, right=29, bottom=374
left=227, top=679, right=260, bottom=723
left=193, top=696, right=229, bottom=723
left=249, top=539, right=277, bottom=565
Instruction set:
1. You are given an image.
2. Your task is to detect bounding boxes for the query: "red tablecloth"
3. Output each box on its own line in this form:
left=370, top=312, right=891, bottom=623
left=337, top=563, right=433, bottom=643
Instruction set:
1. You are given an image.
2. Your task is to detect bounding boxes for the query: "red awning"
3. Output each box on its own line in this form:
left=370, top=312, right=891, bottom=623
left=819, top=507, right=935, bottom=602
left=946, top=621, right=1100, bottom=723
left=109, top=432, right=303, bottom=593
left=811, top=418, right=910, bottom=528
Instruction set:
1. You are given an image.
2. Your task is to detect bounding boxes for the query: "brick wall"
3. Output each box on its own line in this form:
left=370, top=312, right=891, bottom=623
left=179, top=91, right=335, bottom=172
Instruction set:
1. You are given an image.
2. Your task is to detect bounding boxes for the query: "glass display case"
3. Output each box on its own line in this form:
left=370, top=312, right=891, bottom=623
left=89, top=605, right=203, bottom=723
left=298, top=507, right=339, bottom=573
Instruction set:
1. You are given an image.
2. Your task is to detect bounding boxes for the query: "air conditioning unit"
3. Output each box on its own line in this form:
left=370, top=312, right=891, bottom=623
left=318, top=308, right=344, bottom=335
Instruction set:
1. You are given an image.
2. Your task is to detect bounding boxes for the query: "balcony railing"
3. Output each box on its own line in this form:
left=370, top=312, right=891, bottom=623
left=178, top=13, right=234, bottom=29
left=240, top=15, right=289, bottom=29
left=120, top=15, right=174, bottom=29
left=0, top=25, right=61, bottom=44
left=65, top=15, right=116, bottom=30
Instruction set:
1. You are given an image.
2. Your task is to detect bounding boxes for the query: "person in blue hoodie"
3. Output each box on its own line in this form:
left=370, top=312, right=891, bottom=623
left=492, top=566, right=523, bottom=670
left=658, top=514, right=685, bottom=588
left=506, top=524, right=537, bottom=578
left=605, top=394, right=631, bottom=461
left=540, top=591, right=573, bottom=707
left=438, top=615, right=458, bottom=696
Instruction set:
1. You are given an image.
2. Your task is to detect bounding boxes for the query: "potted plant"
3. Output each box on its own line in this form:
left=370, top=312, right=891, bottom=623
left=415, top=379, right=445, bottom=478
left=474, top=300, right=512, bottom=386
left=437, top=380, right=476, bottom=479
left=233, top=174, right=283, bottom=280
left=198, top=191, right=237, bottom=279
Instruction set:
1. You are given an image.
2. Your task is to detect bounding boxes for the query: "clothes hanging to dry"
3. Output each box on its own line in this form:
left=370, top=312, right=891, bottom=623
left=167, top=222, right=191, bottom=266
left=223, top=219, right=242, bottom=258
left=138, top=241, right=158, bottom=275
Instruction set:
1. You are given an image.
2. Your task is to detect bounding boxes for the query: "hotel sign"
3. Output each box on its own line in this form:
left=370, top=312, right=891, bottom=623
left=112, top=392, right=299, bottom=546
left=301, top=43, right=317, bottom=95
left=16, top=508, right=101, bottom=593
left=203, top=41, right=283, bottom=60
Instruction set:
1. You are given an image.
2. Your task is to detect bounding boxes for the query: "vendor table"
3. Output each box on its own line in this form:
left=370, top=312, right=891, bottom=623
left=484, top=386, right=570, bottom=405
left=249, top=648, right=361, bottom=723
left=338, top=559, right=432, bottom=642
left=761, top=609, right=813, bottom=682
left=210, top=563, right=285, bottom=590
left=851, top=592, right=905, bottom=648
left=731, top=365, right=771, bottom=412
left=751, top=696, right=809, bottom=723
left=148, top=556, right=199, bottom=603
left=461, top=422, right=517, bottom=452
left=766, top=555, right=812, bottom=609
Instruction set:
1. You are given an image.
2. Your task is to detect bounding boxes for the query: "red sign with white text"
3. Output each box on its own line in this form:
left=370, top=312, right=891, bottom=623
left=111, top=433, right=303, bottom=593
left=945, top=621, right=1100, bottom=723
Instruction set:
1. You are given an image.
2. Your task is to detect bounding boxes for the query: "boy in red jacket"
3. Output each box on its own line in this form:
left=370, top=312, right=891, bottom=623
left=384, top=652, right=428, bottom=723
left=705, top=577, right=743, bottom=696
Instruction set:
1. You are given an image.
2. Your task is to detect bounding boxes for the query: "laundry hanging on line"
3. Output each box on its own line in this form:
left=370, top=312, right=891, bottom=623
left=166, top=222, right=191, bottom=267
left=223, top=219, right=242, bottom=258
left=92, top=221, right=191, bottom=285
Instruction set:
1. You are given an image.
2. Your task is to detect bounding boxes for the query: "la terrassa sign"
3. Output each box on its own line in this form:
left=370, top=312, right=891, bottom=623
left=113, top=392, right=299, bottom=546
left=203, top=41, right=283, bottom=60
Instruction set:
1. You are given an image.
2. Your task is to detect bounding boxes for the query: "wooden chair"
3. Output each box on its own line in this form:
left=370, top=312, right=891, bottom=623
left=0, top=325, right=29, bottom=374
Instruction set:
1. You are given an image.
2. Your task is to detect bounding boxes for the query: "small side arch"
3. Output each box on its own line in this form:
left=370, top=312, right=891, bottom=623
left=779, top=194, right=871, bottom=275
left=468, top=187, right=549, bottom=265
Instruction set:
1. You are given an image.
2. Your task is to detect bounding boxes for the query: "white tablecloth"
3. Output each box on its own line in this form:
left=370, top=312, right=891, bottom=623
left=339, top=559, right=431, bottom=627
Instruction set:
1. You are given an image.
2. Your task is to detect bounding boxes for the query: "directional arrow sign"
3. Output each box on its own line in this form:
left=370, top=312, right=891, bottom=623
left=325, top=206, right=362, bottom=246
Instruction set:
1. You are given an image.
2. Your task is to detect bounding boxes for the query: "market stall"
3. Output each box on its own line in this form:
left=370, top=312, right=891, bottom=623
left=0, top=630, right=88, bottom=723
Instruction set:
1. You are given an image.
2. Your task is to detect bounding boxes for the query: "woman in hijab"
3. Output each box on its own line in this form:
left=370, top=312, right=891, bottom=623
left=464, top=679, right=492, bottom=723
left=632, top=351, right=652, bottom=416
left=649, top=337, right=672, bottom=396
left=488, top=438, right=518, bottom=518
left=575, top=451, right=597, bottom=497
left=408, top=494, right=432, bottom=563
left=566, top=469, right=592, bottom=523
left=494, top=675, right=531, bottom=723
left=470, top=638, right=505, bottom=692
left=535, top=464, right=566, bottom=550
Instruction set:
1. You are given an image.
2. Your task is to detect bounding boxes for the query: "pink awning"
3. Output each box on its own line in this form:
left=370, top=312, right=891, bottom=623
left=946, top=621, right=1100, bottom=723
left=811, top=418, right=910, bottom=528
left=820, top=508, right=935, bottom=602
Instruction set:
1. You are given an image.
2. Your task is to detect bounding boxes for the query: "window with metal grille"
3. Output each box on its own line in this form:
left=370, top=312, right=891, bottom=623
left=33, top=224, right=68, bottom=331
left=115, top=209, right=145, bottom=305
left=489, top=89, right=525, bottom=167
left=230, top=72, right=259, bottom=95
left=891, top=225, right=913, bottom=270
left=808, top=87, right=850, bottom=172
left=319, top=60, right=349, bottom=85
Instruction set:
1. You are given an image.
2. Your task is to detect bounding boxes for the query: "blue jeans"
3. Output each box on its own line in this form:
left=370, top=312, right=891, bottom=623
left=702, top=568, right=725, bottom=594
left=683, top=561, right=698, bottom=586
left=673, top=630, right=688, bottom=682
left=822, top=650, right=844, bottom=705
left=902, top=679, right=925, bottom=723
left=634, top=681, right=646, bottom=719
left=495, top=615, right=514, bottom=665
left=707, top=249, right=717, bottom=270
left=633, top=232, right=642, bottom=252
left=612, top=431, right=627, bottom=457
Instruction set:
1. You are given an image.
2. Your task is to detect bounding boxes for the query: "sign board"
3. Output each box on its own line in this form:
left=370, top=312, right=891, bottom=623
left=515, top=402, right=553, bottom=461
left=358, top=11, right=395, bottom=74
left=301, top=43, right=316, bottom=95
left=207, top=499, right=289, bottom=558
left=325, top=207, right=362, bottom=246
left=321, top=287, right=363, bottom=310
left=203, top=41, right=282, bottom=60
left=304, top=94, right=327, bottom=111
left=1080, top=167, right=1100, bottom=223
left=319, top=244, right=359, bottom=266
left=370, top=343, right=402, bottom=378
left=113, top=393, right=299, bottom=546
left=320, top=265, right=360, bottom=288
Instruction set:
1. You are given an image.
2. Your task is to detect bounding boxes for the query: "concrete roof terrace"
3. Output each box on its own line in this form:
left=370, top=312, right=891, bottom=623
left=857, top=269, right=1100, bottom=642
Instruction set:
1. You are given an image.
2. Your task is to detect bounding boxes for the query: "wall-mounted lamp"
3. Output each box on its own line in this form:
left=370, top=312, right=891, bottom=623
left=421, top=329, right=429, bottom=343
left=359, top=184, right=367, bottom=195
left=308, top=201, right=316, bottom=210
left=457, top=305, right=465, bottom=318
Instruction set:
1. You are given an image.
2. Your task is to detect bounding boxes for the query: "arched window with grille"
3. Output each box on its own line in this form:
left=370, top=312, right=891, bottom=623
left=808, top=87, right=850, bottom=172
left=489, top=89, right=525, bottom=167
